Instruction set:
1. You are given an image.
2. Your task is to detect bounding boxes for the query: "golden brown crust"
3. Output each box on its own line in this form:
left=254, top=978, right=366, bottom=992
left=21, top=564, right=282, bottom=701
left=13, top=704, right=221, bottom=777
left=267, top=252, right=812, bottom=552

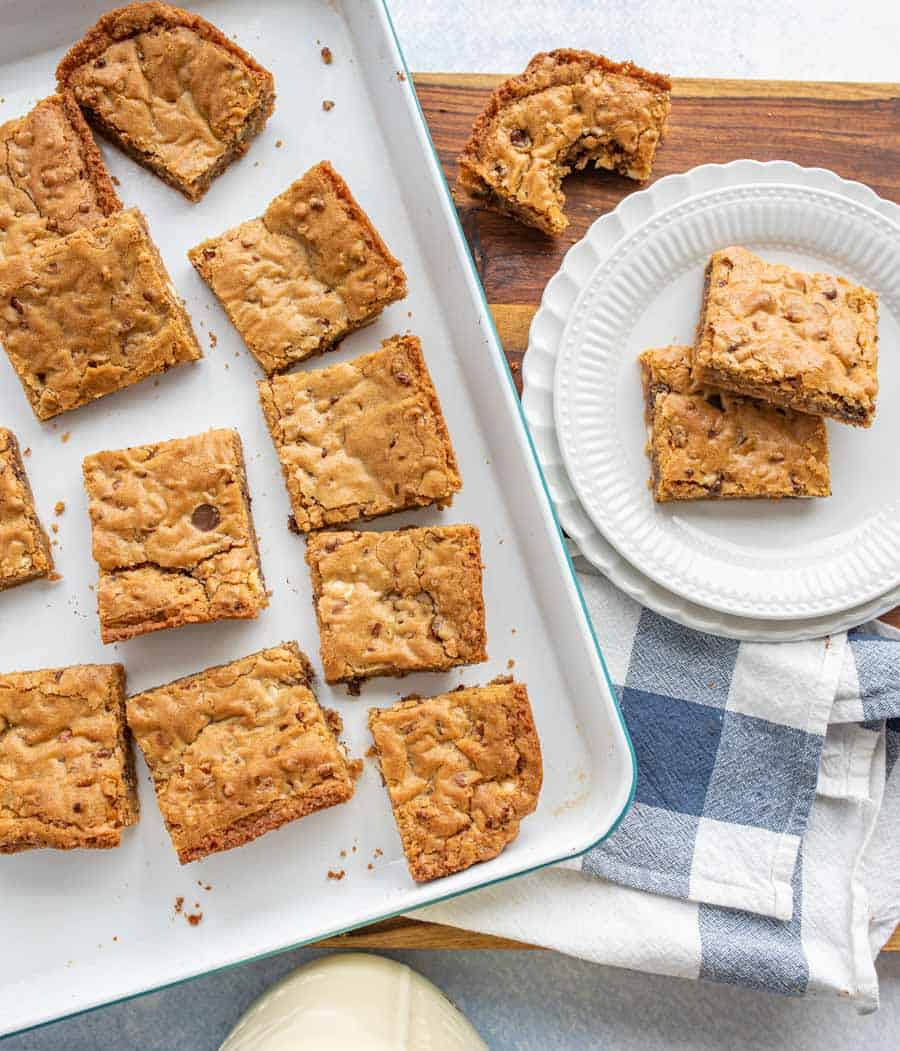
left=126, top=642, right=356, bottom=864
left=692, top=247, right=879, bottom=426
left=56, top=91, right=123, bottom=217
left=0, top=93, right=120, bottom=263
left=640, top=345, right=831, bottom=501
left=82, top=428, right=268, bottom=643
left=0, top=208, right=201, bottom=421
left=189, top=161, right=407, bottom=374
left=306, top=525, right=487, bottom=685
left=0, top=663, right=138, bottom=853
left=368, top=681, right=542, bottom=882
left=459, top=49, right=671, bottom=234
left=57, top=2, right=275, bottom=201
left=0, top=428, right=54, bottom=590
left=259, top=334, right=461, bottom=531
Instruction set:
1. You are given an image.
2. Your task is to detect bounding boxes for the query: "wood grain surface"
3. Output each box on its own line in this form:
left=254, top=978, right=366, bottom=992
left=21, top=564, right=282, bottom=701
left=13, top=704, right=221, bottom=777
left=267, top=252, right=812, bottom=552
left=315, top=74, right=900, bottom=955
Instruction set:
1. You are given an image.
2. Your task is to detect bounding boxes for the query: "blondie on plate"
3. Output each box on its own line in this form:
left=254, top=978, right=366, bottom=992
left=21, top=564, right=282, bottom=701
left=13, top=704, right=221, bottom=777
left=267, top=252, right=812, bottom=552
left=641, top=345, right=831, bottom=501
left=693, top=246, right=879, bottom=426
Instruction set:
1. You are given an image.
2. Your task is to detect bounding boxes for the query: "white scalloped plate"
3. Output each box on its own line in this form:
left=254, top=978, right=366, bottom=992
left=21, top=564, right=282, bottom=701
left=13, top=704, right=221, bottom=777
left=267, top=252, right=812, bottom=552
left=524, top=160, right=900, bottom=640
left=554, top=171, right=900, bottom=620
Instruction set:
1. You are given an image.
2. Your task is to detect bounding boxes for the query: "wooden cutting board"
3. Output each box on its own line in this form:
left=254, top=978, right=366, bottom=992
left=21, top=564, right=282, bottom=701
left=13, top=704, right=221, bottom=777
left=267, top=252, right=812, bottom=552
left=319, top=73, right=900, bottom=954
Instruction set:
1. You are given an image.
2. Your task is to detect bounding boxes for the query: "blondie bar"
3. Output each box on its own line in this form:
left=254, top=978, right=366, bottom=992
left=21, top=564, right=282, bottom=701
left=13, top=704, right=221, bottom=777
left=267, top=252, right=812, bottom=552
left=368, top=680, right=542, bottom=882
left=0, top=429, right=54, bottom=591
left=259, top=335, right=461, bottom=531
left=0, top=93, right=120, bottom=263
left=306, top=525, right=487, bottom=686
left=56, top=2, right=275, bottom=201
left=82, top=429, right=267, bottom=643
left=189, top=161, right=407, bottom=374
left=459, top=49, right=671, bottom=235
left=0, top=208, right=201, bottom=421
left=641, top=345, right=830, bottom=502
left=127, top=643, right=357, bottom=864
left=0, top=663, right=138, bottom=852
left=693, top=247, right=879, bottom=426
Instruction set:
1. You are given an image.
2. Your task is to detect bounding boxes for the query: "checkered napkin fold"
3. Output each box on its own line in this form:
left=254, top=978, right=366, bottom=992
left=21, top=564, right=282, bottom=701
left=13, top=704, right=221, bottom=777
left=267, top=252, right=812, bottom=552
left=418, top=567, right=900, bottom=1010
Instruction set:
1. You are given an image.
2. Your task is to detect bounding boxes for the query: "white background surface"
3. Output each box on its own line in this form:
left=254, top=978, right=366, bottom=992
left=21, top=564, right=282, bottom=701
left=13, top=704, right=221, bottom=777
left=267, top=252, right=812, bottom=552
left=6, top=0, right=900, bottom=1048
left=392, top=0, right=900, bottom=80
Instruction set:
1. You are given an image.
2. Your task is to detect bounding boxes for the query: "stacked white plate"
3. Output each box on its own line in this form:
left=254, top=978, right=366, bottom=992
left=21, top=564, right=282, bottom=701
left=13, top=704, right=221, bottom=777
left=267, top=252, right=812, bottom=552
left=522, top=160, right=900, bottom=641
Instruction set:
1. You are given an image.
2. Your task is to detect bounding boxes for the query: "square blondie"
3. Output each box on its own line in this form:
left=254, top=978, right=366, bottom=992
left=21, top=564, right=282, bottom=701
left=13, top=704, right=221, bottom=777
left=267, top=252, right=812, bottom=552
left=259, top=335, right=461, bottom=531
left=56, top=2, right=275, bottom=201
left=640, top=345, right=831, bottom=502
left=306, top=525, right=487, bottom=685
left=189, top=161, right=407, bottom=374
left=0, top=429, right=54, bottom=591
left=127, top=642, right=357, bottom=864
left=0, top=663, right=138, bottom=853
left=0, top=92, right=120, bottom=263
left=82, top=428, right=267, bottom=643
left=368, top=680, right=543, bottom=882
left=0, top=208, right=201, bottom=421
left=693, top=246, right=879, bottom=426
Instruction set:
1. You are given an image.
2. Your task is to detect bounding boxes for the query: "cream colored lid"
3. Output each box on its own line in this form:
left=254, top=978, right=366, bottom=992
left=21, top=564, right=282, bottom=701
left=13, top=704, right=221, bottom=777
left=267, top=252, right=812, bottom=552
left=219, top=952, right=488, bottom=1051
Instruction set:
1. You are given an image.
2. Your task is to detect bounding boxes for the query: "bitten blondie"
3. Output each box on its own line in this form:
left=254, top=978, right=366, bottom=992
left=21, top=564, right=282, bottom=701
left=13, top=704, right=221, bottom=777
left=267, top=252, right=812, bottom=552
left=259, top=335, right=461, bottom=531
left=0, top=93, right=120, bottom=263
left=459, top=49, right=671, bottom=234
left=693, top=246, right=879, bottom=427
left=82, top=429, right=267, bottom=643
left=0, top=429, right=54, bottom=591
left=189, top=161, right=407, bottom=374
left=368, top=680, right=542, bottom=882
left=127, top=643, right=357, bottom=864
left=306, top=525, right=487, bottom=685
left=56, top=2, right=275, bottom=201
left=640, top=345, right=831, bottom=501
left=0, top=208, right=201, bottom=421
left=0, top=663, right=138, bottom=853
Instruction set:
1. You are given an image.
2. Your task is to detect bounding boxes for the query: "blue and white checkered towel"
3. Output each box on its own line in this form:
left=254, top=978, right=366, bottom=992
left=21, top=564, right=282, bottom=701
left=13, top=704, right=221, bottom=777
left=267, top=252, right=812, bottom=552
left=418, top=568, right=900, bottom=1009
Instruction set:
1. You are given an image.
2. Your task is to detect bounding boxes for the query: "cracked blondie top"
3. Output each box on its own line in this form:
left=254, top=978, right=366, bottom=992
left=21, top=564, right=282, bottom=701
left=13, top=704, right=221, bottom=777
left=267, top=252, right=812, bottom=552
left=57, top=2, right=275, bottom=201
left=0, top=208, right=201, bottom=421
left=693, top=246, right=879, bottom=427
left=0, top=93, right=120, bottom=263
left=0, top=663, right=138, bottom=853
left=640, top=345, right=830, bottom=502
left=306, top=525, right=487, bottom=685
left=82, top=428, right=267, bottom=643
left=368, top=680, right=542, bottom=882
left=0, top=429, right=54, bottom=591
left=459, top=49, right=671, bottom=235
left=189, top=161, right=407, bottom=374
left=127, top=643, right=357, bottom=864
left=259, top=335, right=461, bottom=531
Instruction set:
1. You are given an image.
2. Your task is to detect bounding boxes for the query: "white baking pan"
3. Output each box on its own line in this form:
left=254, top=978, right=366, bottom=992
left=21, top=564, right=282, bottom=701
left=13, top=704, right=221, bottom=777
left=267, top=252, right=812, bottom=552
left=0, top=0, right=634, bottom=1035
